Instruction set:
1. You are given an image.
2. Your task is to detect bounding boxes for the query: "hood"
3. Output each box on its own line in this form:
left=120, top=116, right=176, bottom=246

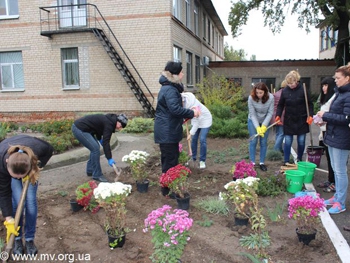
left=159, top=71, right=182, bottom=85
left=181, top=92, right=197, bottom=109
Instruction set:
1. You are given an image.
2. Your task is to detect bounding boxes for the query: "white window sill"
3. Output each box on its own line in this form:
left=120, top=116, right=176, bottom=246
left=0, top=88, right=24, bottom=92
left=0, top=15, right=19, bottom=20
left=62, top=86, right=80, bottom=91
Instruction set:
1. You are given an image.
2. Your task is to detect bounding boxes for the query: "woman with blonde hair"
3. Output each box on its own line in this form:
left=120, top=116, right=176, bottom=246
left=276, top=70, right=314, bottom=164
left=317, top=63, right=350, bottom=214
left=0, top=135, right=53, bottom=255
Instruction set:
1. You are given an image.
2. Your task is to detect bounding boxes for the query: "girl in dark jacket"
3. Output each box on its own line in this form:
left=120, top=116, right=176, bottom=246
left=276, top=70, right=313, bottom=164
left=72, top=113, right=128, bottom=182
left=0, top=135, right=53, bottom=255
left=154, top=61, right=199, bottom=174
left=317, top=63, right=350, bottom=214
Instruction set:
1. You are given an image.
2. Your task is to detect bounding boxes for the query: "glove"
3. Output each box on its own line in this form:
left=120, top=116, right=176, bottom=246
left=108, top=158, right=116, bottom=167
left=256, top=127, right=264, bottom=137
left=4, top=219, right=20, bottom=243
left=22, top=175, right=29, bottom=182
left=99, top=139, right=103, bottom=145
left=275, top=116, right=281, bottom=123
left=306, top=116, right=313, bottom=125
left=261, top=125, right=267, bottom=134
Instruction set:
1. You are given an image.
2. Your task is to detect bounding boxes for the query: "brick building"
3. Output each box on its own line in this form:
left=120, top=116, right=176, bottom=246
left=0, top=0, right=227, bottom=122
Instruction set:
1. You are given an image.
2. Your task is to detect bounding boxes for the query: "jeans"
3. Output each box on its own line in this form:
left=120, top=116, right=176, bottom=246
left=12, top=178, right=38, bottom=241
left=72, top=124, right=103, bottom=178
left=159, top=143, right=179, bottom=173
left=328, top=146, right=349, bottom=206
left=283, top=134, right=306, bottom=163
left=248, top=119, right=270, bottom=164
left=273, top=125, right=284, bottom=152
left=191, top=127, right=211, bottom=162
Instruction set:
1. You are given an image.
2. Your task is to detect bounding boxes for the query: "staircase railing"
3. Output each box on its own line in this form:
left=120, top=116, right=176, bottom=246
left=39, top=3, right=155, bottom=116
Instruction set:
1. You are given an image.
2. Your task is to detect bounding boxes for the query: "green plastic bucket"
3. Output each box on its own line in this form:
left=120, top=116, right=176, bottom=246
left=297, top=161, right=317, bottom=183
left=285, top=170, right=305, bottom=193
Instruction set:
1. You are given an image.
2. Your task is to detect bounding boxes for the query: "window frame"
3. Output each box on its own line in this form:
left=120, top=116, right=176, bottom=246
left=185, top=0, right=191, bottom=29
left=173, top=46, right=182, bottom=63
left=0, top=51, right=24, bottom=92
left=186, top=51, right=193, bottom=86
left=173, top=0, right=181, bottom=21
left=61, top=47, right=80, bottom=90
left=0, top=0, right=19, bottom=19
left=194, top=1, right=199, bottom=36
left=195, top=55, right=200, bottom=84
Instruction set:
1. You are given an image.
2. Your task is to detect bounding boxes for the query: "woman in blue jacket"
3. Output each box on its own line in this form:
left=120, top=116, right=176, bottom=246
left=154, top=61, right=199, bottom=175
left=317, top=63, right=350, bottom=214
left=0, top=135, right=53, bottom=255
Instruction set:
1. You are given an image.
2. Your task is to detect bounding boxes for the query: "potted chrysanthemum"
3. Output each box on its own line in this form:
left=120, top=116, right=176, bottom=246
left=74, top=180, right=100, bottom=213
left=143, top=205, right=193, bottom=262
left=222, top=177, right=260, bottom=222
left=94, top=182, right=132, bottom=249
left=122, top=150, right=150, bottom=193
left=288, top=194, right=325, bottom=245
left=230, top=159, right=257, bottom=180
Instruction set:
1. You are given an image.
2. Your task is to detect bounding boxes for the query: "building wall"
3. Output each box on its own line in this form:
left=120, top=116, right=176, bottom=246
left=209, top=60, right=337, bottom=95
left=0, top=0, right=225, bottom=122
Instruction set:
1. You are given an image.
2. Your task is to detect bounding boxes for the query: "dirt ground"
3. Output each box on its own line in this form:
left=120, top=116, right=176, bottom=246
left=1, top=133, right=341, bottom=263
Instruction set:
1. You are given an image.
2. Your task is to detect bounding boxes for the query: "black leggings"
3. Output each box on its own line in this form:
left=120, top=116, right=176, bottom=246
left=319, top=138, right=335, bottom=184
left=159, top=143, right=179, bottom=173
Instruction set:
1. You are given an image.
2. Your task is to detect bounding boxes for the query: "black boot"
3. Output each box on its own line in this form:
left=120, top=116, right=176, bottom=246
left=25, top=240, right=38, bottom=255
left=13, top=239, right=24, bottom=255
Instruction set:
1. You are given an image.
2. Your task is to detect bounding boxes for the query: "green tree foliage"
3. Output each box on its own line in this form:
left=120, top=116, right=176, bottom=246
left=228, top=0, right=350, bottom=67
left=224, top=42, right=247, bottom=61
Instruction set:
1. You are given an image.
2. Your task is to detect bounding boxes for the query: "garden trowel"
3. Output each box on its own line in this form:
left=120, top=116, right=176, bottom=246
left=112, top=163, right=122, bottom=182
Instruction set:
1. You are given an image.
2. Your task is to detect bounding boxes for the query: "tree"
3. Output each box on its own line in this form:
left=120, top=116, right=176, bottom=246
left=228, top=0, right=350, bottom=67
left=224, top=42, right=247, bottom=61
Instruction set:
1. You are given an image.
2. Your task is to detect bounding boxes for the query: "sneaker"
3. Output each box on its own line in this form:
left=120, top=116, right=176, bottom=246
left=93, top=175, right=109, bottom=182
left=13, top=239, right=24, bottom=255
left=86, top=172, right=92, bottom=177
left=259, top=164, right=267, bottom=171
left=199, top=161, right=206, bottom=169
left=328, top=202, right=346, bottom=214
left=324, top=196, right=336, bottom=206
left=25, top=240, right=38, bottom=255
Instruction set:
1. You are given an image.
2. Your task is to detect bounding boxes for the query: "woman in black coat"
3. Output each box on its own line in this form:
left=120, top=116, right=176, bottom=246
left=0, top=135, right=53, bottom=255
left=154, top=61, right=199, bottom=175
left=276, top=70, right=313, bottom=164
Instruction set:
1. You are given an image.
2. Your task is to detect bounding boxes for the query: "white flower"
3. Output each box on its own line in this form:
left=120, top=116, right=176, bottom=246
left=122, top=150, right=149, bottom=164
left=94, top=182, right=132, bottom=200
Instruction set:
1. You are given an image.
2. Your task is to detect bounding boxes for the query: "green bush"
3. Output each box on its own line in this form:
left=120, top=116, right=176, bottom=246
left=194, top=196, right=229, bottom=216
left=209, top=117, right=248, bottom=138
left=0, top=123, right=10, bottom=141
left=257, top=173, right=287, bottom=197
left=122, top=117, right=154, bottom=133
left=266, top=150, right=283, bottom=161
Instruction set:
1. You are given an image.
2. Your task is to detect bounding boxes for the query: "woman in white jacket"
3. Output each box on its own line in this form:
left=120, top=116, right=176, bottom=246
left=181, top=92, right=212, bottom=169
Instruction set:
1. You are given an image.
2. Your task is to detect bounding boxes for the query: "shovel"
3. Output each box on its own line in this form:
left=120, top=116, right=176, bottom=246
left=112, top=164, right=122, bottom=182
left=3, top=179, right=30, bottom=263
left=248, top=121, right=280, bottom=142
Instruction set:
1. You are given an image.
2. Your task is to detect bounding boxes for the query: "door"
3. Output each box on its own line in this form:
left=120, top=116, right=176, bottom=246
left=58, top=0, right=87, bottom=28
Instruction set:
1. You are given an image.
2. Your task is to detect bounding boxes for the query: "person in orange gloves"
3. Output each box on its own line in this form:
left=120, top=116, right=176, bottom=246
left=276, top=70, right=314, bottom=164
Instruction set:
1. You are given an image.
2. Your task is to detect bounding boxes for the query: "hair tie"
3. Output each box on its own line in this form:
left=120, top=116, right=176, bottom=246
left=18, top=149, right=24, bottom=153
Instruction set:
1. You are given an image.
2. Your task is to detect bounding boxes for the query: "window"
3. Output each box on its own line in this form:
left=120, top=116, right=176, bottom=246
left=300, top=77, right=311, bottom=91
left=186, top=52, right=192, bottom=86
left=331, top=29, right=338, bottom=47
left=173, top=0, right=181, bottom=21
left=195, top=55, right=200, bottom=84
left=0, top=51, right=24, bottom=91
left=320, top=29, right=327, bottom=51
left=207, top=19, right=211, bottom=44
left=226, top=77, right=242, bottom=88
left=173, top=46, right=182, bottom=62
left=61, top=48, right=80, bottom=89
left=194, top=1, right=199, bottom=36
left=185, top=0, right=191, bottom=29
left=251, top=78, right=276, bottom=92
left=0, top=0, right=19, bottom=18
left=203, top=13, right=206, bottom=40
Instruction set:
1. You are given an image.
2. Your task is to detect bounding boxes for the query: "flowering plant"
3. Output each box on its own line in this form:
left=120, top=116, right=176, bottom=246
left=122, top=150, right=150, bottom=182
left=222, top=177, right=260, bottom=218
left=159, top=164, right=191, bottom=198
left=143, top=205, right=193, bottom=263
left=288, top=194, right=325, bottom=234
left=75, top=181, right=100, bottom=213
left=178, top=143, right=189, bottom=164
left=230, top=159, right=257, bottom=180
left=94, top=182, right=132, bottom=241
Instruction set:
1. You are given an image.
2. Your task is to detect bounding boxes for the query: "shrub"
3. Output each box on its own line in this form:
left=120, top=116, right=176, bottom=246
left=122, top=117, right=154, bottom=133
left=266, top=150, right=283, bottom=161
left=0, top=123, right=10, bottom=142
left=210, top=117, right=248, bottom=138
left=256, top=173, right=287, bottom=197
left=194, top=196, right=229, bottom=216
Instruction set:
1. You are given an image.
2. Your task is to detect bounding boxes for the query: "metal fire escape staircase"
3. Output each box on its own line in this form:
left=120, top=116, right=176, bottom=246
left=92, top=28, right=155, bottom=117
left=39, top=3, right=155, bottom=117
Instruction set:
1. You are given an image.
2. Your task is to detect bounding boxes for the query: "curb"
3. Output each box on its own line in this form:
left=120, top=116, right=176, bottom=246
left=44, top=133, right=119, bottom=170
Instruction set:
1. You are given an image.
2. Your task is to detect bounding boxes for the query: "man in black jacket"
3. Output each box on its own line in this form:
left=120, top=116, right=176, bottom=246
left=72, top=113, right=128, bottom=182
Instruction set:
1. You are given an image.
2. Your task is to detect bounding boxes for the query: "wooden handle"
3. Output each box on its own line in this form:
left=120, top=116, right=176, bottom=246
left=3, top=179, right=30, bottom=262
left=185, top=122, right=192, bottom=156
left=303, top=83, right=313, bottom=148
